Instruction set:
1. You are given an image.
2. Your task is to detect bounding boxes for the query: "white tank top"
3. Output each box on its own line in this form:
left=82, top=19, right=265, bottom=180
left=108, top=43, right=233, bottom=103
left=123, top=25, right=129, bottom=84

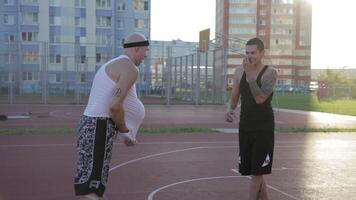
left=84, top=55, right=145, bottom=137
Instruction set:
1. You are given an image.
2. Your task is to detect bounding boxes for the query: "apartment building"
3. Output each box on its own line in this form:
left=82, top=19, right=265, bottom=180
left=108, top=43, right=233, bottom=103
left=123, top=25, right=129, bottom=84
left=216, top=0, right=312, bottom=87
left=0, top=0, right=150, bottom=94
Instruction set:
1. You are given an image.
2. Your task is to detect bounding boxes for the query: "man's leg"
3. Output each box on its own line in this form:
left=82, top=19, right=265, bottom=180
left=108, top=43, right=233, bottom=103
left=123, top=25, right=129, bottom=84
left=249, top=175, right=268, bottom=200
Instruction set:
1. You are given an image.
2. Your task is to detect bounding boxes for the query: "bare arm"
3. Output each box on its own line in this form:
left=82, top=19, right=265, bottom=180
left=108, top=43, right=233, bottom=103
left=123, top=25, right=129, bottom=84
left=247, top=67, right=277, bottom=104
left=226, top=67, right=243, bottom=122
left=109, top=59, right=138, bottom=133
left=230, top=67, right=243, bottom=110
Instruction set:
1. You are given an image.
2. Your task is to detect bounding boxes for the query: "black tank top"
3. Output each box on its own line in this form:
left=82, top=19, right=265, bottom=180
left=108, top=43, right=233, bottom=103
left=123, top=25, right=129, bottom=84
left=239, top=65, right=274, bottom=122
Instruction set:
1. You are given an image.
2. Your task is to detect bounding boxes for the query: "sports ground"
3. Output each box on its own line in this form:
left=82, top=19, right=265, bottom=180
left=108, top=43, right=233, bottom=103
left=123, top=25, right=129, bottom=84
left=1, top=104, right=356, bottom=200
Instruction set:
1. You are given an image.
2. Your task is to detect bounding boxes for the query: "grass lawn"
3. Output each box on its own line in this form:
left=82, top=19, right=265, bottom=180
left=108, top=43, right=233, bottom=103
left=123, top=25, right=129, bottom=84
left=1, top=127, right=356, bottom=136
left=272, top=93, right=356, bottom=116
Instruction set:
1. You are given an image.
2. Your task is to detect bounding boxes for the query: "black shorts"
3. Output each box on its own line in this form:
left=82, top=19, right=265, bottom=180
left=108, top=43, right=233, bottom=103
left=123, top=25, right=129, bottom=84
left=74, top=115, right=117, bottom=197
left=238, top=121, right=274, bottom=176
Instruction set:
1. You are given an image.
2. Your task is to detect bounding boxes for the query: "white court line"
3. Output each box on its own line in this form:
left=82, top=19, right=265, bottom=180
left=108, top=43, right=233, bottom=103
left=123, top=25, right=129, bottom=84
left=147, top=176, right=248, bottom=200
left=110, top=146, right=300, bottom=200
left=147, top=174, right=300, bottom=200
left=49, top=110, right=73, bottom=118
left=109, top=146, right=236, bottom=172
left=231, top=169, right=299, bottom=200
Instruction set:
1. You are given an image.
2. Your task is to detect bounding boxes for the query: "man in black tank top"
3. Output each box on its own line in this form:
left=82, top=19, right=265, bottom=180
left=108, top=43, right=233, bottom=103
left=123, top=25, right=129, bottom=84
left=226, top=38, right=278, bottom=200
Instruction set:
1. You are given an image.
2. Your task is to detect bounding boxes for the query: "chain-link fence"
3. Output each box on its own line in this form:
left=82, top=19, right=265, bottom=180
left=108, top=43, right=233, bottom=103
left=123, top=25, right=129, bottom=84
left=0, top=41, right=113, bottom=104
left=157, top=47, right=228, bottom=105
left=1, top=40, right=231, bottom=105
left=1, top=38, right=315, bottom=105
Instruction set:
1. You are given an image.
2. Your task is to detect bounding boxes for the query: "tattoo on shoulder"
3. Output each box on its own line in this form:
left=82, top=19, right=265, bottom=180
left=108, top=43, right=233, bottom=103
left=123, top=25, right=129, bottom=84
left=260, top=69, right=277, bottom=95
left=113, top=87, right=122, bottom=97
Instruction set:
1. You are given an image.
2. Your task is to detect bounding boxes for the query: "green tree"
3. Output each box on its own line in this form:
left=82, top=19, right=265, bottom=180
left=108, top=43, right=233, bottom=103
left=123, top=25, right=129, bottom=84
left=317, top=69, right=349, bottom=85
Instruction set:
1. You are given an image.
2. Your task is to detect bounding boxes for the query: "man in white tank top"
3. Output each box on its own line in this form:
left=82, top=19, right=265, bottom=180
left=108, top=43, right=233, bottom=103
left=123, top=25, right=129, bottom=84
left=74, top=32, right=149, bottom=200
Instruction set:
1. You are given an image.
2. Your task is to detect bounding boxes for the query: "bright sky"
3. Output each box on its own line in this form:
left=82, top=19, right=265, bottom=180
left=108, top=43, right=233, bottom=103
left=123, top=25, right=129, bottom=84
left=151, top=0, right=356, bottom=69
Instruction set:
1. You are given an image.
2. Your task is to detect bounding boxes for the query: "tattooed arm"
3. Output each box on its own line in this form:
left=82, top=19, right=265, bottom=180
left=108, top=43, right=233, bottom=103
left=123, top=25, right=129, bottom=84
left=247, top=66, right=277, bottom=104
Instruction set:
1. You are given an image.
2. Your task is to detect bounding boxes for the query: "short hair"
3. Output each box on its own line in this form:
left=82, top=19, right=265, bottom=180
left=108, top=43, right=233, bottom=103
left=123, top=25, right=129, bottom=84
left=246, top=38, right=264, bottom=51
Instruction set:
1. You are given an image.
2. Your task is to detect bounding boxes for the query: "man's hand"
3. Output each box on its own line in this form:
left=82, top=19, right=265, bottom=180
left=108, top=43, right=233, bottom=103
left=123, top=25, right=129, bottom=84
left=122, top=131, right=136, bottom=146
left=242, top=57, right=256, bottom=81
left=116, top=121, right=129, bottom=133
left=123, top=137, right=136, bottom=146
left=225, top=110, right=235, bottom=123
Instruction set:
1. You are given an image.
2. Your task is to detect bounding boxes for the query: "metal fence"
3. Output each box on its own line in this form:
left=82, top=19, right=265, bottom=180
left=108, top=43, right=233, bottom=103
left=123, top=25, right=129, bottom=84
left=157, top=47, right=228, bottom=104
left=0, top=41, right=116, bottom=104
left=0, top=40, right=230, bottom=105
left=1, top=39, right=320, bottom=105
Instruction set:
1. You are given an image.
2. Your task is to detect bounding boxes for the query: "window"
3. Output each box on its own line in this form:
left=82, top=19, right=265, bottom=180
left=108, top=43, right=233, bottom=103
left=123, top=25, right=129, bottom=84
left=117, top=19, right=123, bottom=29
left=144, top=1, right=149, bottom=10
left=277, top=68, right=292, bottom=75
left=5, top=53, right=16, bottom=64
left=56, top=55, right=61, bottom=63
left=96, top=16, right=112, bottom=27
left=230, top=16, right=255, bottom=24
left=117, top=2, right=125, bottom=11
left=49, top=35, right=61, bottom=43
left=80, top=36, right=86, bottom=43
left=133, top=0, right=144, bottom=10
left=2, top=72, right=14, bottom=83
left=299, top=40, right=306, bottom=46
left=22, top=32, right=38, bottom=42
left=273, top=0, right=294, bottom=4
left=96, top=53, right=101, bottom=63
left=259, top=9, right=266, bottom=16
left=80, top=73, right=86, bottom=82
left=75, top=0, right=86, bottom=7
left=50, top=54, right=61, bottom=63
left=22, top=72, right=39, bottom=81
left=133, top=0, right=149, bottom=11
left=5, top=0, right=14, bottom=5
left=259, top=19, right=266, bottom=25
left=229, top=28, right=256, bottom=34
left=49, top=16, right=61, bottom=25
left=298, top=69, right=310, bottom=76
left=230, top=7, right=256, bottom=14
left=134, top=19, right=146, bottom=29
left=4, top=14, right=15, bottom=25
left=96, top=34, right=111, bottom=45
left=272, top=18, right=293, bottom=25
left=49, top=73, right=61, bottom=83
left=259, top=29, right=266, bottom=36
left=49, top=0, right=60, bottom=6
left=74, top=17, right=86, bottom=27
left=21, top=0, right=38, bottom=4
left=22, top=51, right=39, bottom=63
left=21, top=12, right=38, bottom=24
left=80, top=55, right=86, bottom=64
left=8, top=34, right=15, bottom=42
left=96, top=0, right=111, bottom=8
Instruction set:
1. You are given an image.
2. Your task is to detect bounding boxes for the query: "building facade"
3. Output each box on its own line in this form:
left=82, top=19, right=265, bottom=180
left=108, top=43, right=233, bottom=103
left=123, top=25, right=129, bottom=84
left=0, top=0, right=150, bottom=95
left=216, top=0, right=312, bottom=87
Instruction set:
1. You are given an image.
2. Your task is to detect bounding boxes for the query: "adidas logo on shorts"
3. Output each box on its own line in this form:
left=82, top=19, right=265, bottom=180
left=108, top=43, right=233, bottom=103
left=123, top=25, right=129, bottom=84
left=262, top=154, right=270, bottom=167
